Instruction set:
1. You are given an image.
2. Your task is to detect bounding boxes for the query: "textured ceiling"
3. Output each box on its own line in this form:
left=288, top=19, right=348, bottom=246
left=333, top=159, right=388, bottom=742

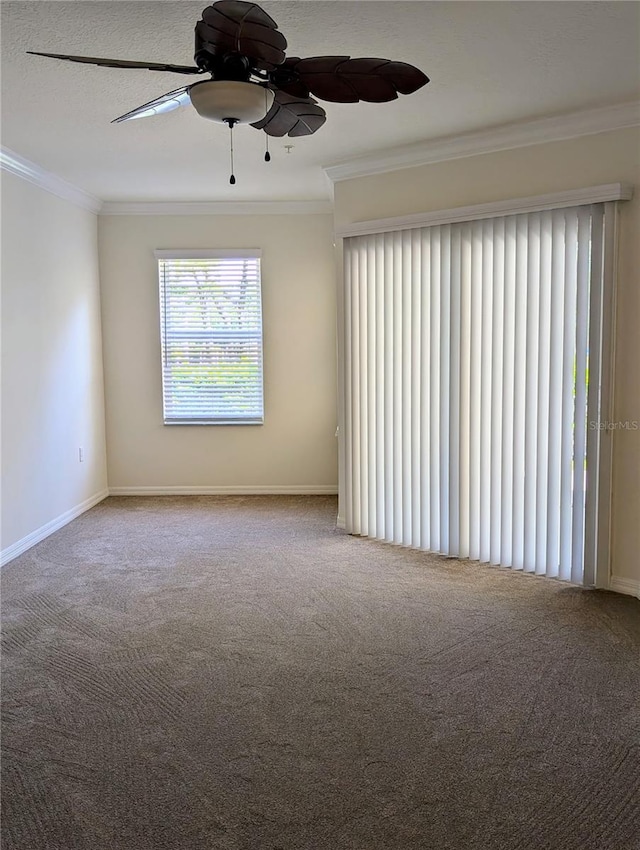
left=2, top=1, right=639, bottom=202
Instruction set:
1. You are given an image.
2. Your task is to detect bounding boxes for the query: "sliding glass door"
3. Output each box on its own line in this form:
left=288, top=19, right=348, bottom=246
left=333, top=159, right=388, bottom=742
left=340, top=196, right=622, bottom=586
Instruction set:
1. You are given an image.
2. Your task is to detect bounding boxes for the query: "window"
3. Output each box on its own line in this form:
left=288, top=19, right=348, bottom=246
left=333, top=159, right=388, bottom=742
left=156, top=250, right=264, bottom=425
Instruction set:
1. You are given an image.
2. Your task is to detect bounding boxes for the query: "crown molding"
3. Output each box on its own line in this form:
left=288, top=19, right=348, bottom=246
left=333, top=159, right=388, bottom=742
left=0, top=146, right=102, bottom=213
left=4, top=100, right=637, bottom=211
left=324, top=100, right=640, bottom=184
left=99, top=200, right=333, bottom=215
left=336, top=183, right=633, bottom=238
left=0, top=147, right=332, bottom=215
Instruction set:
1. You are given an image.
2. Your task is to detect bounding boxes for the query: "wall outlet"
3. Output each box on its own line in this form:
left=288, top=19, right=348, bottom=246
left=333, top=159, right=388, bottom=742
left=78, top=447, right=84, bottom=463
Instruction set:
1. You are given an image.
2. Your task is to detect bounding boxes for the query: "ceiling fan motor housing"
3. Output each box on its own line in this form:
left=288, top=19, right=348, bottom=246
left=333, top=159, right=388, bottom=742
left=189, top=79, right=274, bottom=124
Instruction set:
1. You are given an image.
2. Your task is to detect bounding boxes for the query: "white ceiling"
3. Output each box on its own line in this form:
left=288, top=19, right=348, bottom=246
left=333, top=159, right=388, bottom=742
left=2, top=1, right=639, bottom=203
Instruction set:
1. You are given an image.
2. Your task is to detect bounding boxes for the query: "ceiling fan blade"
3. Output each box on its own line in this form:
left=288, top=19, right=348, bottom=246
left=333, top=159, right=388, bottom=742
left=27, top=51, right=203, bottom=75
left=198, top=1, right=287, bottom=70
left=250, top=90, right=326, bottom=137
left=285, top=56, right=429, bottom=103
left=112, top=87, right=191, bottom=123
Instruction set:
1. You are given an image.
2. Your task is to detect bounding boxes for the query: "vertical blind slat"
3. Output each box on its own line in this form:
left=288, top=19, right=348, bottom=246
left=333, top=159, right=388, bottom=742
left=402, top=231, right=413, bottom=546
left=559, top=211, right=579, bottom=581
left=512, top=217, right=528, bottom=570
left=459, top=222, right=472, bottom=559
left=571, top=208, right=592, bottom=584
left=546, top=210, right=567, bottom=577
left=344, top=246, right=354, bottom=532
left=439, top=226, right=451, bottom=553
left=420, top=229, right=431, bottom=549
left=352, top=245, right=362, bottom=533
left=490, top=217, right=505, bottom=566
left=449, top=225, right=461, bottom=557
left=392, top=235, right=403, bottom=542
left=358, top=240, right=369, bottom=536
left=429, top=228, right=441, bottom=552
left=411, top=229, right=423, bottom=548
left=469, top=220, right=483, bottom=561
left=366, top=238, right=377, bottom=539
left=583, top=206, right=606, bottom=588
left=535, top=211, right=553, bottom=575
left=500, top=217, right=516, bottom=567
left=479, top=218, right=494, bottom=564
left=523, top=213, right=541, bottom=573
left=384, top=234, right=395, bottom=540
left=374, top=235, right=386, bottom=540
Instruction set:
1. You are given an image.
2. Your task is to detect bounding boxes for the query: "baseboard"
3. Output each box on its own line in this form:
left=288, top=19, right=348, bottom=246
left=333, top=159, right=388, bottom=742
left=608, top=577, right=640, bottom=599
left=0, top=489, right=109, bottom=566
left=108, top=485, right=339, bottom=496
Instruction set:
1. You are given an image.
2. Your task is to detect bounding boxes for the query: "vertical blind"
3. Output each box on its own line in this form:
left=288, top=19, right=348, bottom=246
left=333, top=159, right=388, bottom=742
left=343, top=205, right=608, bottom=584
left=157, top=251, right=264, bottom=424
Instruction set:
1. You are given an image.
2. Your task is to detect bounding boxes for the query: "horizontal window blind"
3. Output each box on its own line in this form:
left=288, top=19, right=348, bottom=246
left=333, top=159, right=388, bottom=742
left=343, top=204, right=612, bottom=585
left=157, top=252, right=263, bottom=424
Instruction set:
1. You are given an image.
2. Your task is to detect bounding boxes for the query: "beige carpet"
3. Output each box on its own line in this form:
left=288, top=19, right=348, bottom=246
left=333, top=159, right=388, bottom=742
left=2, top=495, right=639, bottom=850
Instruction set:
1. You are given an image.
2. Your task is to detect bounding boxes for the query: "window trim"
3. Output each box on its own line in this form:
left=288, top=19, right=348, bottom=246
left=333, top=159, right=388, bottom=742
left=155, top=248, right=264, bottom=426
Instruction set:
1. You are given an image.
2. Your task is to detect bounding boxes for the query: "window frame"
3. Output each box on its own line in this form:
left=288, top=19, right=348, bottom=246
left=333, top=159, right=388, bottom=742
left=155, top=248, right=264, bottom=426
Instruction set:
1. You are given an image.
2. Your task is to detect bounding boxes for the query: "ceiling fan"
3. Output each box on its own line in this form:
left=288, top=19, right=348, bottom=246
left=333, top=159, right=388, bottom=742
left=28, top=0, right=429, bottom=183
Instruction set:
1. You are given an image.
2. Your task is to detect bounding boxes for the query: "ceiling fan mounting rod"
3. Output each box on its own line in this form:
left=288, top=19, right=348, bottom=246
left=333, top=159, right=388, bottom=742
left=195, top=50, right=252, bottom=81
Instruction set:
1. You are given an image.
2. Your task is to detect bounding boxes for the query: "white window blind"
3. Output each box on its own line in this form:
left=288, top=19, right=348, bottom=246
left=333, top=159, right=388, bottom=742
left=341, top=202, right=619, bottom=586
left=156, top=250, right=263, bottom=425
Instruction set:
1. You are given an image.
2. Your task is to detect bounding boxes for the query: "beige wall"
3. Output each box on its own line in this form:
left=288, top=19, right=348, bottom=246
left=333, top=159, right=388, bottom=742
left=1, top=171, right=108, bottom=554
left=334, top=126, right=640, bottom=588
left=98, top=213, right=337, bottom=490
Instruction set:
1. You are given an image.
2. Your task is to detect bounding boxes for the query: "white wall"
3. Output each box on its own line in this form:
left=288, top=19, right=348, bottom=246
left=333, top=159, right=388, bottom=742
left=98, top=213, right=337, bottom=491
left=334, top=126, right=640, bottom=592
left=1, top=171, right=108, bottom=557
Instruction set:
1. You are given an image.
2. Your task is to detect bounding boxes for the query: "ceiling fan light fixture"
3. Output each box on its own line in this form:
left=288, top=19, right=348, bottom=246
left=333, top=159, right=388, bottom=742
left=189, top=80, right=274, bottom=124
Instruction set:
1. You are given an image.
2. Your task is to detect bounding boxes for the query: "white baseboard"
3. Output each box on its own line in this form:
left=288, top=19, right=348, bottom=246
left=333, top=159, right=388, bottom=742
left=0, top=489, right=109, bottom=566
left=608, top=577, right=640, bottom=599
left=108, top=485, right=339, bottom=496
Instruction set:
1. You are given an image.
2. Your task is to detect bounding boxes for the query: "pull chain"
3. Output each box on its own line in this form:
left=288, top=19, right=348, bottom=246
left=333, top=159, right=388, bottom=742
left=264, top=88, right=271, bottom=162
left=228, top=120, right=236, bottom=185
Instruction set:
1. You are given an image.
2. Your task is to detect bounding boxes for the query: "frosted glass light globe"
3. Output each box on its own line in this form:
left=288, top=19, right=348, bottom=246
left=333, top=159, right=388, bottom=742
left=189, top=80, right=274, bottom=124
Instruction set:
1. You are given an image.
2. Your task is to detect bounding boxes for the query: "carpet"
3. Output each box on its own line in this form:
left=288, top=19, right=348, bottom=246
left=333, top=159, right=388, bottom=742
left=2, top=495, right=639, bottom=849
